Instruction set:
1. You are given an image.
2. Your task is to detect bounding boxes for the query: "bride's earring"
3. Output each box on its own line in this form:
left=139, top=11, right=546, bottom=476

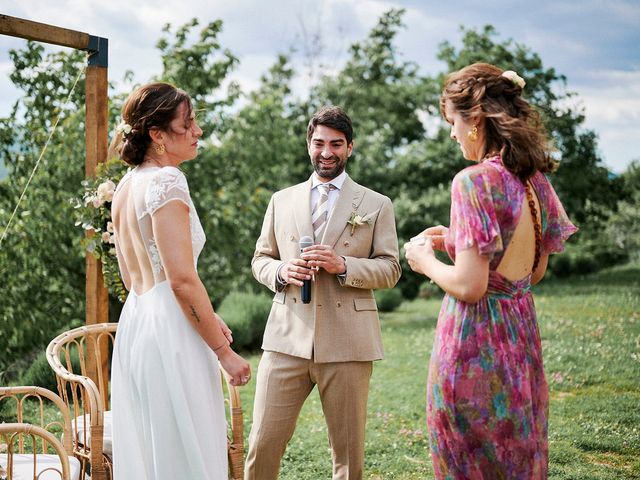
left=154, top=143, right=166, bottom=155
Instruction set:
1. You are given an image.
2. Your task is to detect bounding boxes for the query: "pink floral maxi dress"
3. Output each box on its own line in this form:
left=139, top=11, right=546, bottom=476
left=427, top=157, right=577, bottom=479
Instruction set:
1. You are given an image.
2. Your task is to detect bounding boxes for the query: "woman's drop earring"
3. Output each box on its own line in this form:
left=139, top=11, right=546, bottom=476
left=154, top=143, right=166, bottom=155
left=468, top=125, right=479, bottom=142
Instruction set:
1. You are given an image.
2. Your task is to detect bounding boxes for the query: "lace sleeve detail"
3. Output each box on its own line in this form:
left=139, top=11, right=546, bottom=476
left=144, top=167, right=190, bottom=216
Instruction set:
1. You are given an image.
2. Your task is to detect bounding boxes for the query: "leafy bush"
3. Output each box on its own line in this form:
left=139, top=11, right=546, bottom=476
left=374, top=288, right=404, bottom=312
left=217, top=291, right=272, bottom=351
left=605, top=194, right=640, bottom=264
left=548, top=254, right=572, bottom=278
left=18, top=352, right=58, bottom=392
left=548, top=235, right=629, bottom=278
left=17, top=347, right=82, bottom=393
left=393, top=184, right=452, bottom=300
left=418, top=281, right=443, bottom=299
left=549, top=249, right=599, bottom=278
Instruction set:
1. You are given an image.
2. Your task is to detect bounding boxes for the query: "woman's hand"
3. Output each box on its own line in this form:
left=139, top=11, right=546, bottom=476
left=217, top=346, right=252, bottom=387
left=215, top=313, right=233, bottom=344
left=404, top=236, right=436, bottom=276
left=412, top=225, right=448, bottom=251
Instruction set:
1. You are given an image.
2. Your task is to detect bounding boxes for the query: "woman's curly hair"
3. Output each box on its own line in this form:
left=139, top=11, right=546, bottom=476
left=440, top=63, right=556, bottom=181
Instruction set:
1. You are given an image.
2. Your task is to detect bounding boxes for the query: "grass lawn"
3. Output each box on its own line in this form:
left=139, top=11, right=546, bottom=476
left=238, top=263, right=640, bottom=479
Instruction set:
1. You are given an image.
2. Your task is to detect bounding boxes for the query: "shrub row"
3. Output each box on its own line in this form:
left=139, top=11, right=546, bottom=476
left=374, top=288, right=404, bottom=312
left=13, top=286, right=432, bottom=387
left=217, top=291, right=273, bottom=351
left=548, top=241, right=629, bottom=278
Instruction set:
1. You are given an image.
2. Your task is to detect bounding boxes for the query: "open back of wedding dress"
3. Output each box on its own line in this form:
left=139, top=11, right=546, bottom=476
left=110, top=165, right=228, bottom=479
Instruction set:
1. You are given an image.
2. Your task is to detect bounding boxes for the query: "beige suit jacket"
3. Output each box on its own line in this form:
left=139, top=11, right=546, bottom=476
left=252, top=175, right=401, bottom=363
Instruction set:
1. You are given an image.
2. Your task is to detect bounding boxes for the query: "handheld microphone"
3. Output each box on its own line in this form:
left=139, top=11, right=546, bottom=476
left=299, top=236, right=314, bottom=304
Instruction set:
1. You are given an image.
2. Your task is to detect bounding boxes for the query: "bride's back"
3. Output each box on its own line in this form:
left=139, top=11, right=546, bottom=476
left=112, top=167, right=165, bottom=295
left=110, top=82, right=205, bottom=297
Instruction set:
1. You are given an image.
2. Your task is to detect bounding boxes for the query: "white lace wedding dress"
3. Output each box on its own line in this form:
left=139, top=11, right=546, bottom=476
left=111, top=166, right=228, bottom=479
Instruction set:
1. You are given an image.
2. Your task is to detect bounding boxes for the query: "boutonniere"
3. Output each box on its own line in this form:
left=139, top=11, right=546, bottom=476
left=347, top=210, right=378, bottom=236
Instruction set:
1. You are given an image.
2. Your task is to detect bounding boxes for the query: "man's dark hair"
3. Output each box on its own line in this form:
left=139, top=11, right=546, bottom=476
left=307, top=106, right=353, bottom=145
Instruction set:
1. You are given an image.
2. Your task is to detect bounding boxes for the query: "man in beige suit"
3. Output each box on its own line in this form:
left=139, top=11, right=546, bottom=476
left=245, top=106, right=401, bottom=480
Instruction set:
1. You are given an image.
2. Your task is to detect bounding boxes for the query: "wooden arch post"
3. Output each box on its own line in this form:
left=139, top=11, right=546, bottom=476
left=0, top=15, right=110, bottom=402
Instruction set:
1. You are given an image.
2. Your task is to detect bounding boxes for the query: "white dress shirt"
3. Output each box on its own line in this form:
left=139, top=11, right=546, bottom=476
left=276, top=170, right=349, bottom=289
left=310, top=170, right=347, bottom=222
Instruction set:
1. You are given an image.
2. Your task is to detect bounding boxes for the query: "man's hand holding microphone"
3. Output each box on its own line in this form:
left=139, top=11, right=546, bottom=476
left=278, top=236, right=346, bottom=304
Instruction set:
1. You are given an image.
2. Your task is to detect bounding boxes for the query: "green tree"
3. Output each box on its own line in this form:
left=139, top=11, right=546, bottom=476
left=1, top=11, right=631, bottom=380
left=188, top=54, right=308, bottom=299
left=605, top=160, right=640, bottom=263
left=0, top=43, right=88, bottom=379
left=312, top=8, right=436, bottom=195
left=156, top=18, right=240, bottom=136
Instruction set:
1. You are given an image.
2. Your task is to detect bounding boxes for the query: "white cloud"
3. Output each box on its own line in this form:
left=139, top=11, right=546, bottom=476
left=549, top=0, right=640, bottom=24
left=576, top=69, right=640, bottom=172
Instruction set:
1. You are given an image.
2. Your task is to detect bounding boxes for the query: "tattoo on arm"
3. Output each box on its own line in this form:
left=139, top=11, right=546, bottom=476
left=189, top=305, right=202, bottom=323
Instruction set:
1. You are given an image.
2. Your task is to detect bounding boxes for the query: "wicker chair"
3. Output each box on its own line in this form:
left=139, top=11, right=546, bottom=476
left=0, top=386, right=82, bottom=480
left=219, top=367, right=245, bottom=479
left=46, top=323, right=115, bottom=480
left=46, top=322, right=245, bottom=480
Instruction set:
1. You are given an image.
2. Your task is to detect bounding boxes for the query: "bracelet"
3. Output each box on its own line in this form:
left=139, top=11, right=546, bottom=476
left=213, top=341, right=229, bottom=352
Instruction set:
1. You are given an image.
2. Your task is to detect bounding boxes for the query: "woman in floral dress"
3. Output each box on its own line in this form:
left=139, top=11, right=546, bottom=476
left=405, top=63, right=577, bottom=479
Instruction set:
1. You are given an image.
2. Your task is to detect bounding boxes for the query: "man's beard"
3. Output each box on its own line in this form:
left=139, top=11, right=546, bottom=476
left=312, top=154, right=346, bottom=180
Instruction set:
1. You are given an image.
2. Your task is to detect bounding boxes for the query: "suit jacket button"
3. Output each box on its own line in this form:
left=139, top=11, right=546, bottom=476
left=343, top=240, right=350, bottom=247
left=293, top=297, right=297, bottom=303
left=337, top=301, right=341, bottom=307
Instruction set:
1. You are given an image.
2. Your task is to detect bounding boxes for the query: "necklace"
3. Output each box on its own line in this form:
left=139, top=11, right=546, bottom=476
left=525, top=182, right=542, bottom=271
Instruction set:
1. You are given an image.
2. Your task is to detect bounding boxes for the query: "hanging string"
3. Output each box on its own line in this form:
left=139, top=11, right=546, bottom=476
left=0, top=62, right=86, bottom=248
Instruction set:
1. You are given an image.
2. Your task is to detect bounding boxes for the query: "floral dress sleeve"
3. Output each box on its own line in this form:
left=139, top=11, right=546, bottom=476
left=448, top=166, right=504, bottom=258
left=532, top=172, right=578, bottom=254
left=144, top=167, right=191, bottom=216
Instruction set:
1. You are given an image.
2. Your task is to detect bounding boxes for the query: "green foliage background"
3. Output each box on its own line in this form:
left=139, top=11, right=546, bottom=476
left=1, top=10, right=638, bottom=379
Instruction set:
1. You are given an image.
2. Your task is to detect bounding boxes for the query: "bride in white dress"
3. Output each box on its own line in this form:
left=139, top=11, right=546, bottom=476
left=109, top=82, right=251, bottom=479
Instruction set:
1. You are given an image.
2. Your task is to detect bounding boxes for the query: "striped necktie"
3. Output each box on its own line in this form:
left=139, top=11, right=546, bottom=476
left=312, top=183, right=336, bottom=241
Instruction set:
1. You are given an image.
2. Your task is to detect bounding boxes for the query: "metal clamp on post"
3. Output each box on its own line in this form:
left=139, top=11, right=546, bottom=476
left=86, top=35, right=108, bottom=67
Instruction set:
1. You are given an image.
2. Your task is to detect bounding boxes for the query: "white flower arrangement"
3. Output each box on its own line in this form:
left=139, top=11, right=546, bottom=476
left=83, top=179, right=115, bottom=209
left=115, top=120, right=132, bottom=136
left=501, top=70, right=526, bottom=89
left=72, top=158, right=128, bottom=302
left=97, top=179, right=116, bottom=204
left=347, top=210, right=379, bottom=236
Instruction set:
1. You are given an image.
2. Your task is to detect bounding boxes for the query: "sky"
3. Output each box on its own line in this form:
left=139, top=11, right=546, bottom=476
left=1, top=0, right=638, bottom=173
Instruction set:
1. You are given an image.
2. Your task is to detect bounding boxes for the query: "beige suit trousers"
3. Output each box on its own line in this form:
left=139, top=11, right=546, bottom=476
left=244, top=351, right=373, bottom=480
